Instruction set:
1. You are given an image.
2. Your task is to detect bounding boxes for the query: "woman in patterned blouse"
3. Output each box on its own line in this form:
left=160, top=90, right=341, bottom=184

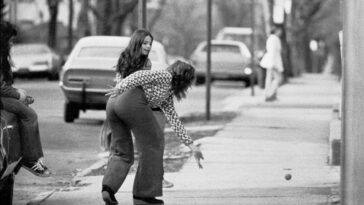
left=102, top=60, right=203, bottom=205
left=101, top=28, right=172, bottom=205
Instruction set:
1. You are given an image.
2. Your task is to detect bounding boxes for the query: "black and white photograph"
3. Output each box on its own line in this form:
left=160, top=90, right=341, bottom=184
left=1, top=0, right=362, bottom=204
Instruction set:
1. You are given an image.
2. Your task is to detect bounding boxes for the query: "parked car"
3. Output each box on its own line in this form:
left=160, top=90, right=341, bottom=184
left=10, top=43, right=63, bottom=80
left=216, top=27, right=253, bottom=47
left=216, top=27, right=265, bottom=61
left=190, top=40, right=253, bottom=85
left=60, top=36, right=169, bottom=123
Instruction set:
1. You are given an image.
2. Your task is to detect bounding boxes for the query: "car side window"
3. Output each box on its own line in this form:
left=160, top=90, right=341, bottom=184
left=202, top=45, right=240, bottom=54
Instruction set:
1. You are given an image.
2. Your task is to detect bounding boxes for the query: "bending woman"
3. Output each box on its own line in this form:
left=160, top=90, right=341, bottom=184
left=102, top=60, right=204, bottom=205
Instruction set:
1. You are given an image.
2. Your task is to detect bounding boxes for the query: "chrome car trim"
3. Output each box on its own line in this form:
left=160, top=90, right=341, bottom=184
left=59, top=85, right=107, bottom=93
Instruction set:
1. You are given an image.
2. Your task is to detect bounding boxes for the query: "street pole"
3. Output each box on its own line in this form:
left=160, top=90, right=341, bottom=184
left=205, top=0, right=212, bottom=121
left=67, top=0, right=74, bottom=53
left=138, top=0, right=147, bottom=29
left=12, top=0, right=18, bottom=24
left=250, top=0, right=255, bottom=96
left=341, top=0, right=364, bottom=204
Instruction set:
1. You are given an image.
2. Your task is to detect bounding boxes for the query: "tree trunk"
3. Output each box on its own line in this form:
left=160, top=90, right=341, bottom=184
left=47, top=0, right=59, bottom=49
left=78, top=0, right=91, bottom=37
left=99, top=0, right=111, bottom=35
left=286, top=0, right=315, bottom=76
left=148, top=0, right=166, bottom=32
left=280, top=24, right=292, bottom=80
left=302, top=29, right=312, bottom=72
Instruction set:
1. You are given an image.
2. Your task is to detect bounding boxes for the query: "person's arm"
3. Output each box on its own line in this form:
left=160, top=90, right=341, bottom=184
left=160, top=95, right=194, bottom=146
left=268, top=35, right=281, bottom=58
left=144, top=58, right=152, bottom=70
left=107, top=70, right=170, bottom=97
left=160, top=95, right=204, bottom=168
left=1, top=83, right=21, bottom=99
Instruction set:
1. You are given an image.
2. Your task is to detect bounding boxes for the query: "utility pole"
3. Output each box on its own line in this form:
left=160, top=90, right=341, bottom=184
left=341, top=0, right=364, bottom=204
left=205, top=0, right=212, bottom=121
left=250, top=0, right=255, bottom=96
left=67, top=0, right=74, bottom=53
left=10, top=0, right=18, bottom=24
left=138, top=0, right=147, bottom=29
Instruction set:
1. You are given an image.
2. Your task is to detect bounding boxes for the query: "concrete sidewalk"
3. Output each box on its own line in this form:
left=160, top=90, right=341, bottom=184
left=37, top=73, right=341, bottom=205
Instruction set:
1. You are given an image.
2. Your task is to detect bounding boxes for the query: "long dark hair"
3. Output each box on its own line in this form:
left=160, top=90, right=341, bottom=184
left=0, top=21, right=17, bottom=85
left=167, top=60, right=195, bottom=101
left=116, top=29, right=153, bottom=78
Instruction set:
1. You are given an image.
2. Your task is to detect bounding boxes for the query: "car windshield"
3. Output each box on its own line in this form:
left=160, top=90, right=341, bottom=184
left=202, top=44, right=241, bottom=54
left=222, top=34, right=252, bottom=48
left=78, top=47, right=122, bottom=58
left=12, top=44, right=50, bottom=56
left=77, top=47, right=160, bottom=62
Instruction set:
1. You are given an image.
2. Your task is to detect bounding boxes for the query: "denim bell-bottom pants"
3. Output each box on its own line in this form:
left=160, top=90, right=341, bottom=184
left=1, top=97, right=44, bottom=162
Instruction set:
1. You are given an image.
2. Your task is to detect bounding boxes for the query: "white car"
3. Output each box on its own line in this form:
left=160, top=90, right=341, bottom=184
left=216, top=27, right=253, bottom=47
left=190, top=40, right=253, bottom=85
left=60, top=36, right=169, bottom=122
left=216, top=27, right=265, bottom=62
left=11, top=43, right=63, bottom=80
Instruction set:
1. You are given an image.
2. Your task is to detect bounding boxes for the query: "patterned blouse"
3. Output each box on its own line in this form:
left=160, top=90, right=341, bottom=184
left=115, top=69, right=193, bottom=146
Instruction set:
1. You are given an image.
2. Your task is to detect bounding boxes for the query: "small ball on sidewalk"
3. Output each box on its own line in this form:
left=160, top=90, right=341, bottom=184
left=285, top=174, right=292, bottom=180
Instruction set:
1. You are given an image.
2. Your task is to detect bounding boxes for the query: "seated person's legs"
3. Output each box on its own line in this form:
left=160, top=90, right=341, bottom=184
left=1, top=97, right=50, bottom=177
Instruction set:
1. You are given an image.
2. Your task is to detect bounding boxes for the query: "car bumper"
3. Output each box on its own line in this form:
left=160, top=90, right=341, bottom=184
left=60, top=83, right=108, bottom=110
left=13, top=65, right=53, bottom=74
left=195, top=70, right=252, bottom=80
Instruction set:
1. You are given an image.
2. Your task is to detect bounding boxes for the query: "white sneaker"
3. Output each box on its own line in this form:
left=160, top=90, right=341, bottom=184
left=162, top=179, right=174, bottom=188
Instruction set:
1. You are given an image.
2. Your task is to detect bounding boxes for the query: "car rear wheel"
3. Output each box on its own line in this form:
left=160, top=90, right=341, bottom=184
left=243, top=79, right=251, bottom=87
left=64, top=102, right=79, bottom=123
left=48, top=70, right=59, bottom=81
left=195, top=76, right=206, bottom=85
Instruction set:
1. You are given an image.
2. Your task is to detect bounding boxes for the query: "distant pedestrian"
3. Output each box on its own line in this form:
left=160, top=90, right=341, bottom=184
left=101, top=60, right=204, bottom=205
left=0, top=21, right=51, bottom=177
left=259, top=25, right=284, bottom=101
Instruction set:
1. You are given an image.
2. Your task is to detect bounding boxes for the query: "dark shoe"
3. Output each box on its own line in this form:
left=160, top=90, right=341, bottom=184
left=22, top=158, right=51, bottom=177
left=265, top=95, right=278, bottom=102
left=133, top=195, right=164, bottom=205
left=162, top=178, right=174, bottom=188
left=102, top=191, right=118, bottom=205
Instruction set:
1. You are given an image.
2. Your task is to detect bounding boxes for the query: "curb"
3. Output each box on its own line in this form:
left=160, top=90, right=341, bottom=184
left=74, top=158, right=108, bottom=178
left=164, top=124, right=224, bottom=133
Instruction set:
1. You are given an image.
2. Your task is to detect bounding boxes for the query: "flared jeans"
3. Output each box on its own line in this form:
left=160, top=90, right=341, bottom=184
left=1, top=97, right=44, bottom=162
left=102, top=87, right=164, bottom=197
